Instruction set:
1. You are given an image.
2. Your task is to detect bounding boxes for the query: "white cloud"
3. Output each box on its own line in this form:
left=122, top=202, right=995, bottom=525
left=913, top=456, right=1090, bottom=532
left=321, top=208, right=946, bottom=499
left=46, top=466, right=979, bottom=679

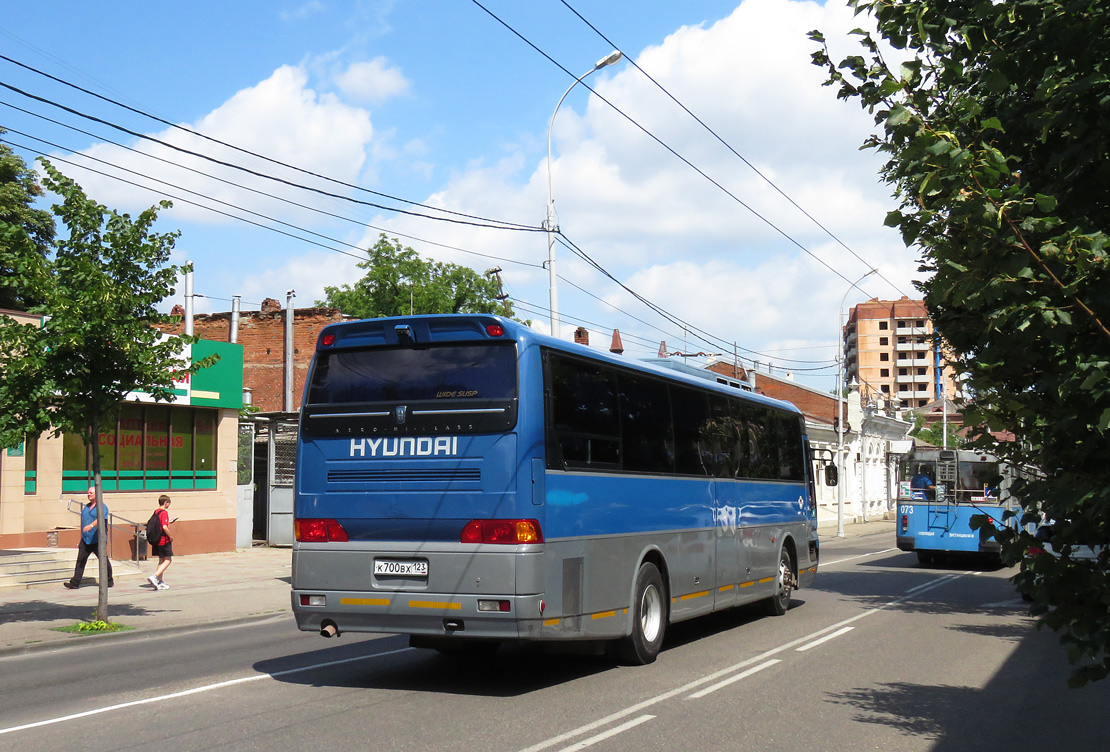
left=333, top=57, right=410, bottom=104
left=347, top=0, right=914, bottom=387
left=59, top=65, right=376, bottom=226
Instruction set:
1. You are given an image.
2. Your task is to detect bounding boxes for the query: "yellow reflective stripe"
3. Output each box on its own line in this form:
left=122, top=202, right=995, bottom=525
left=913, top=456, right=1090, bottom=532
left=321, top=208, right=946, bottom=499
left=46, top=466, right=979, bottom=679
left=339, top=597, right=390, bottom=606
left=758, top=577, right=774, bottom=584
left=718, top=584, right=735, bottom=592
left=739, top=581, right=756, bottom=588
left=543, top=618, right=560, bottom=626
left=675, top=590, right=710, bottom=602
left=409, top=600, right=462, bottom=610
left=591, top=610, right=617, bottom=620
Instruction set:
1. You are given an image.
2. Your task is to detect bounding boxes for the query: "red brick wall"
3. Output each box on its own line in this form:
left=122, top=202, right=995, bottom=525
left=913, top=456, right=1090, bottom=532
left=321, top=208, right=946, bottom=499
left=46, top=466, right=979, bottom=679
left=707, top=362, right=840, bottom=426
left=159, top=308, right=348, bottom=413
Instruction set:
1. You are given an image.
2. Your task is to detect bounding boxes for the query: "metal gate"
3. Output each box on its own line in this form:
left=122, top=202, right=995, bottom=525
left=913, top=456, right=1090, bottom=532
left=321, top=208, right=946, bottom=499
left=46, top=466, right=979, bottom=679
left=267, top=421, right=298, bottom=546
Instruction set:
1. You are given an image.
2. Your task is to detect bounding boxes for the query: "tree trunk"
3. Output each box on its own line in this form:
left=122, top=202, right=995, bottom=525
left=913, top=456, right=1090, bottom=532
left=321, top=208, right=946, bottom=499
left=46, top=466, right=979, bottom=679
left=91, top=414, right=109, bottom=623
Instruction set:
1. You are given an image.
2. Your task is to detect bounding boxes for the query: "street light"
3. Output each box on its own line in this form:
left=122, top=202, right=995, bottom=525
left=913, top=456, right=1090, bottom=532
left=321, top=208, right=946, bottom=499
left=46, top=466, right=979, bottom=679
left=836, top=268, right=878, bottom=537
left=545, top=50, right=623, bottom=339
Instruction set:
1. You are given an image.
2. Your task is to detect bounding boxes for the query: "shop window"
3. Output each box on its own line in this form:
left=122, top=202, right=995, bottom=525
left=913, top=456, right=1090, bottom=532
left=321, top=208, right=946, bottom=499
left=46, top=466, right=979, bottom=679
left=62, top=405, right=219, bottom=492
left=24, top=434, right=38, bottom=494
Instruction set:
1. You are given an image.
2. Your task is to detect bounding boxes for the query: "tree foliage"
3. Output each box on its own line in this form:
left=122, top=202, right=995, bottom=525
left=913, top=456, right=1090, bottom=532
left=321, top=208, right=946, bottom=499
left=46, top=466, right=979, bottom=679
left=908, top=412, right=963, bottom=450
left=318, top=234, right=523, bottom=321
left=0, top=135, right=55, bottom=310
left=0, top=160, right=207, bottom=621
left=812, top=0, right=1110, bottom=685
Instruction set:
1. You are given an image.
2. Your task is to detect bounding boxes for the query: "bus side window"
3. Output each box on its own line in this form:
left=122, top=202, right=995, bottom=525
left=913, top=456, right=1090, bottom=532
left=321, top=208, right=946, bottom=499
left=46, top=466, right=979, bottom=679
left=671, top=387, right=712, bottom=476
left=618, top=372, right=674, bottom=474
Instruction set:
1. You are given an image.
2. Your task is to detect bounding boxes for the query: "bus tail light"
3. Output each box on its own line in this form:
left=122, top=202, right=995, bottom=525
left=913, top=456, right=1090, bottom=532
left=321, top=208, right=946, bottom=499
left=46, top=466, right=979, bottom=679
left=460, top=519, right=543, bottom=544
left=901, top=514, right=909, bottom=532
left=485, top=323, right=505, bottom=337
left=477, top=599, right=511, bottom=612
left=295, top=518, right=349, bottom=542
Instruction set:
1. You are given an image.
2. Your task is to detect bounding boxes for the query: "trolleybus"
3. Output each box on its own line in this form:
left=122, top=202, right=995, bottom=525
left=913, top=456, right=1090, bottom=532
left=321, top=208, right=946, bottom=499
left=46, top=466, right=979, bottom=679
left=895, top=447, right=1018, bottom=564
left=290, top=314, right=821, bottom=663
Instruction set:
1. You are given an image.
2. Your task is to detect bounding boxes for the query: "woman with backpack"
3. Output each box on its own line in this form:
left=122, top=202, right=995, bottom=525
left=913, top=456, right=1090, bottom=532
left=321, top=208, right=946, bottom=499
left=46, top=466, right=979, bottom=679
left=147, top=495, right=174, bottom=590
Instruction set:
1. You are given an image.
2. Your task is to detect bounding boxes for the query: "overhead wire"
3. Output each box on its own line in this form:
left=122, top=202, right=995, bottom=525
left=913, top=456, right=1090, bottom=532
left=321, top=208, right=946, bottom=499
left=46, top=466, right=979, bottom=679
left=0, top=111, right=541, bottom=272
left=0, top=78, right=539, bottom=234
left=467, top=0, right=869, bottom=293
left=2, top=134, right=547, bottom=274
left=556, top=0, right=909, bottom=299
left=0, top=53, right=540, bottom=232
left=2, top=46, right=835, bottom=373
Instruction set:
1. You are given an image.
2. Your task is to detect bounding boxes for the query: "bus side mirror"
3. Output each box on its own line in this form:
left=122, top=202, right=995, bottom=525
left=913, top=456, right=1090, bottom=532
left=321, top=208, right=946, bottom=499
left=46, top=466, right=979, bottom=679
left=825, top=463, right=838, bottom=486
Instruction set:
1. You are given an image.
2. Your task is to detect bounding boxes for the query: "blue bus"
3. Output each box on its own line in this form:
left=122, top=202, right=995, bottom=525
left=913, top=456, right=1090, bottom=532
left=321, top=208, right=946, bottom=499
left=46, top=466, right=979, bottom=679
left=290, top=315, right=820, bottom=663
left=895, top=447, right=1018, bottom=564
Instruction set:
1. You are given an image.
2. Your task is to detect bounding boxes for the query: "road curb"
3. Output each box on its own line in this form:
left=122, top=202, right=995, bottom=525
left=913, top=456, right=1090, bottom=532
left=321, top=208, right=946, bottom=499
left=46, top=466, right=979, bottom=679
left=0, top=609, right=291, bottom=659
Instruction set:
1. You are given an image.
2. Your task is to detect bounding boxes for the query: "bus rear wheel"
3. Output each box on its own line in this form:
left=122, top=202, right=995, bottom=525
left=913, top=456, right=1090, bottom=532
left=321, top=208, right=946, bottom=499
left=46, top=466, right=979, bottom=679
left=616, top=562, right=666, bottom=665
left=765, top=547, right=795, bottom=616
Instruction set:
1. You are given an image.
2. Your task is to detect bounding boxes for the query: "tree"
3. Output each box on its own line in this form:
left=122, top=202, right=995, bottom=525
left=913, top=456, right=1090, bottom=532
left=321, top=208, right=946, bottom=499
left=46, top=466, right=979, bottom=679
left=0, top=160, right=208, bottom=622
left=0, top=135, right=55, bottom=310
left=812, top=1, right=1110, bottom=685
left=318, top=234, right=522, bottom=321
left=908, top=413, right=963, bottom=450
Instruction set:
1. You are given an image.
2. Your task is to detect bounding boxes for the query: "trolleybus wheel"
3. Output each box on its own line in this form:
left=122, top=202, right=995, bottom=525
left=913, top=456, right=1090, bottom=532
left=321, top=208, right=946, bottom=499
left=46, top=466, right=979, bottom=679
left=765, top=546, right=795, bottom=616
left=917, top=551, right=934, bottom=565
left=617, top=562, right=666, bottom=665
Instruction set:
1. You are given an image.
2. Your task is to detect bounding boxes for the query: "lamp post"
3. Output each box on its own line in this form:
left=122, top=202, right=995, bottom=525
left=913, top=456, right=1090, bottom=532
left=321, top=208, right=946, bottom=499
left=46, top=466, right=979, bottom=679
left=545, top=50, right=623, bottom=339
left=836, top=268, right=878, bottom=537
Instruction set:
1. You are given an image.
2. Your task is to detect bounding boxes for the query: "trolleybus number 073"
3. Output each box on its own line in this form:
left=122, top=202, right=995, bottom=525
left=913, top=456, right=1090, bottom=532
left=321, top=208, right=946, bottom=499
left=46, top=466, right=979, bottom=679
left=374, top=559, right=428, bottom=577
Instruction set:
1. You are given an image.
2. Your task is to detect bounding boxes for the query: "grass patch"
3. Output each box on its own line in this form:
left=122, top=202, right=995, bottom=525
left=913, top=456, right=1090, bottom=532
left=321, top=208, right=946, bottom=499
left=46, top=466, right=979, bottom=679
left=52, top=619, right=135, bottom=635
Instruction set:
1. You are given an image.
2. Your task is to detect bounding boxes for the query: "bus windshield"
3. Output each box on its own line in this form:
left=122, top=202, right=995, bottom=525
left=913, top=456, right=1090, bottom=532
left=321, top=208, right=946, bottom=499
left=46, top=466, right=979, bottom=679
left=306, top=343, right=517, bottom=405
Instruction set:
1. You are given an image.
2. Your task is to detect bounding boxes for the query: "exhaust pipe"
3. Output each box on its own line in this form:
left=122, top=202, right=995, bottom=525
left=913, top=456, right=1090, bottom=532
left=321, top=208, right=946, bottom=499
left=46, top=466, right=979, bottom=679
left=320, top=621, right=339, bottom=638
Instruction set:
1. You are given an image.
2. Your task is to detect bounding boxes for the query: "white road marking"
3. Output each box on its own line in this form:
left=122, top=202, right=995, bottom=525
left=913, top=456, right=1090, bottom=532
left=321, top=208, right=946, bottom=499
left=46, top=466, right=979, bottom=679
left=555, top=715, right=656, bottom=752
left=0, top=647, right=414, bottom=736
left=687, top=659, right=781, bottom=699
left=821, top=548, right=899, bottom=567
left=519, top=570, right=972, bottom=752
left=796, top=626, right=854, bottom=652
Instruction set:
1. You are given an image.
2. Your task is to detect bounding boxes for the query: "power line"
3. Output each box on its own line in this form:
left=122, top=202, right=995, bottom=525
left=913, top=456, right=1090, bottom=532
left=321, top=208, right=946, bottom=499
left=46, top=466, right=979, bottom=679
left=3, top=135, right=547, bottom=275
left=0, top=111, right=543, bottom=272
left=467, top=0, right=871, bottom=293
left=0, top=53, right=541, bottom=233
left=556, top=0, right=909, bottom=299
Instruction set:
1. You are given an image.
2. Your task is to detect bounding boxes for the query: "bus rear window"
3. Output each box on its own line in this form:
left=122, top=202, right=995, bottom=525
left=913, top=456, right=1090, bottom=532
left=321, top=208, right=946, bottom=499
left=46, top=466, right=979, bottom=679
left=307, top=343, right=517, bottom=405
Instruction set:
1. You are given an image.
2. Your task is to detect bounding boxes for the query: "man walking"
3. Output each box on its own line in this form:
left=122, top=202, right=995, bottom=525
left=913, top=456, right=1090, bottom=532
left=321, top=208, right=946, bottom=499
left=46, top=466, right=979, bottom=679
left=64, top=486, right=113, bottom=589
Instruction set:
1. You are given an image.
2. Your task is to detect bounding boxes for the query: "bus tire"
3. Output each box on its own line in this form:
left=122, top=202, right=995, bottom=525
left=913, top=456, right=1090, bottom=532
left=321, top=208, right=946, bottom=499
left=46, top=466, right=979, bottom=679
left=617, top=562, right=666, bottom=665
left=917, top=551, right=934, bottom=565
left=765, top=546, right=795, bottom=616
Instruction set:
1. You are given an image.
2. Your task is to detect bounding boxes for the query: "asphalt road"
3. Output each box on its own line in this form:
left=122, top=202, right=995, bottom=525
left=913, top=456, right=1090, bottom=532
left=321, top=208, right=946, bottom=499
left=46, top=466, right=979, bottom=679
left=1, top=532, right=1106, bottom=751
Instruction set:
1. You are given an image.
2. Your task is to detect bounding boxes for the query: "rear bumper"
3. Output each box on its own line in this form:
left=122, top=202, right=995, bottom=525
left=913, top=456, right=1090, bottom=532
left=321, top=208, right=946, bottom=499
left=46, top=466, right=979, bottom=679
left=291, top=589, right=547, bottom=640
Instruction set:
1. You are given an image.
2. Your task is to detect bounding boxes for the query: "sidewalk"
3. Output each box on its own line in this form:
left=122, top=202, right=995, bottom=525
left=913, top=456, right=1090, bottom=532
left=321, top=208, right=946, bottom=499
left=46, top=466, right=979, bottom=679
left=0, top=545, right=294, bottom=656
left=0, top=518, right=894, bottom=657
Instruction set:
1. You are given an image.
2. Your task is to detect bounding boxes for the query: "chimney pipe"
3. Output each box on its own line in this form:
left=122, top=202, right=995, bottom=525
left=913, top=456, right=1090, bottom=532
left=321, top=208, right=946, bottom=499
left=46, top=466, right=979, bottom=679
left=184, top=263, right=194, bottom=337
left=230, top=295, right=240, bottom=344
left=284, top=290, right=295, bottom=412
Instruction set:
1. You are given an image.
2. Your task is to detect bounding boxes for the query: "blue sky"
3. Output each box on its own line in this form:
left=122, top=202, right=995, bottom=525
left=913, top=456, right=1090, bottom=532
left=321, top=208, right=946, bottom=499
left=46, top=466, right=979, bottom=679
left=0, top=0, right=919, bottom=391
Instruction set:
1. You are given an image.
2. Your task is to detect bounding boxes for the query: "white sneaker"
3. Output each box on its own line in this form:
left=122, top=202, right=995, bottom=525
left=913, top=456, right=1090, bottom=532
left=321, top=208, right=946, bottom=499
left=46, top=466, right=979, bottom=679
left=147, top=575, right=160, bottom=588
left=156, top=581, right=170, bottom=590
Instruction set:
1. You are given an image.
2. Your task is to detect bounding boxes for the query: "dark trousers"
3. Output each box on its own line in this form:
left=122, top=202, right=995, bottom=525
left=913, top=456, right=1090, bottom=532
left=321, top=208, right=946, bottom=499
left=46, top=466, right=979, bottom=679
left=69, top=538, right=113, bottom=586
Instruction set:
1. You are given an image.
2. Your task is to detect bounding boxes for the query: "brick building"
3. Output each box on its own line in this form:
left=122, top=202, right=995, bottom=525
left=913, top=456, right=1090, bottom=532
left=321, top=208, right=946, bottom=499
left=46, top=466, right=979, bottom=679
left=1, top=308, right=244, bottom=555
left=844, top=297, right=961, bottom=410
left=160, top=298, right=351, bottom=413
